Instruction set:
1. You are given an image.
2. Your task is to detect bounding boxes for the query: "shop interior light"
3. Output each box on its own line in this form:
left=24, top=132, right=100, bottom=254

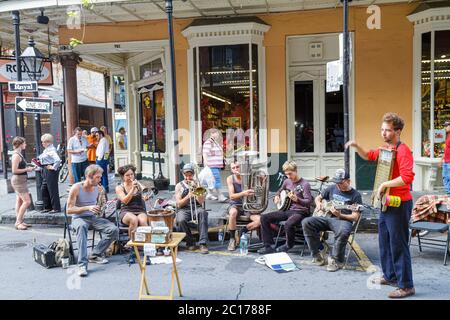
left=230, top=85, right=256, bottom=89
left=422, top=70, right=450, bottom=73
left=422, top=59, right=450, bottom=63
left=202, top=90, right=231, bottom=104
left=221, top=79, right=250, bottom=84
left=205, top=70, right=257, bottom=75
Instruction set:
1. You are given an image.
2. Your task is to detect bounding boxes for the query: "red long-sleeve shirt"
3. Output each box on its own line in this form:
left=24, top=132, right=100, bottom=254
left=367, top=143, right=415, bottom=201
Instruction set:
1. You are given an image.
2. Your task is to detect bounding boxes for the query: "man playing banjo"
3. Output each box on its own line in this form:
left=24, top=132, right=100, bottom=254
left=302, top=169, right=362, bottom=272
left=258, top=160, right=312, bottom=254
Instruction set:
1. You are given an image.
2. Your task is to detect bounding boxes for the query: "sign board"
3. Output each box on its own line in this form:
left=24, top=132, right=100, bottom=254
left=15, top=96, right=53, bottom=114
left=8, top=81, right=38, bottom=92
left=0, top=58, right=53, bottom=85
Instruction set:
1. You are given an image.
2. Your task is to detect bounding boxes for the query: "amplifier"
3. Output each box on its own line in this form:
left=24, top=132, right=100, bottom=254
left=33, top=244, right=57, bottom=269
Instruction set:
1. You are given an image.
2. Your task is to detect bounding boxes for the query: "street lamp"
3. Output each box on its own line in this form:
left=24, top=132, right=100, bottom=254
left=20, top=37, right=46, bottom=81
left=20, top=36, right=46, bottom=211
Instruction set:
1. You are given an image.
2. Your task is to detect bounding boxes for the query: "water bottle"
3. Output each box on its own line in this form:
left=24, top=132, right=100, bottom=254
left=218, top=229, right=224, bottom=242
left=240, top=233, right=248, bottom=255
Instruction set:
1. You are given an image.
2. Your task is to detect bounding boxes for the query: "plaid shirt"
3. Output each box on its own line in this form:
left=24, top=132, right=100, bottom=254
left=411, top=195, right=450, bottom=224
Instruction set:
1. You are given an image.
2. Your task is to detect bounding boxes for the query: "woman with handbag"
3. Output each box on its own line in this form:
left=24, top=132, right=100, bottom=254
left=202, top=129, right=227, bottom=202
left=11, top=137, right=34, bottom=230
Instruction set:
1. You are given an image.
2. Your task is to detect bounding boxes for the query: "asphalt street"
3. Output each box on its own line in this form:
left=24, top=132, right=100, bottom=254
left=1, top=224, right=449, bottom=300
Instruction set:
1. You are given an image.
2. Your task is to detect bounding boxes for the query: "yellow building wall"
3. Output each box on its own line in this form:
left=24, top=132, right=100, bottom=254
left=59, top=2, right=417, bottom=153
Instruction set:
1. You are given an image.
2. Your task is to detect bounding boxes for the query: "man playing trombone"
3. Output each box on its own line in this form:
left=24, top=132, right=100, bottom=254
left=175, top=163, right=209, bottom=254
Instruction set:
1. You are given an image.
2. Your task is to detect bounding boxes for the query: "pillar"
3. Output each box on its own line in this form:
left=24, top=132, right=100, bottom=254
left=59, top=52, right=81, bottom=185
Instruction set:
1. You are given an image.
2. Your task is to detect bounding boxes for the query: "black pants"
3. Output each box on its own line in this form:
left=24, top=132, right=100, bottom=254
left=261, top=210, right=308, bottom=248
left=41, top=168, right=61, bottom=211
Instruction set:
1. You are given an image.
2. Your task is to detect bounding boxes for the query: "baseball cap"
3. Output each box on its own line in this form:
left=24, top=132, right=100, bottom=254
left=330, top=168, right=350, bottom=183
left=182, top=163, right=195, bottom=174
left=90, top=127, right=99, bottom=133
left=444, top=121, right=450, bottom=127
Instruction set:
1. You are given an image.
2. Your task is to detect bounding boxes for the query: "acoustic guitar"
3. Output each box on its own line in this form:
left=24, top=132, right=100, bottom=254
left=276, top=185, right=304, bottom=211
left=313, top=199, right=363, bottom=218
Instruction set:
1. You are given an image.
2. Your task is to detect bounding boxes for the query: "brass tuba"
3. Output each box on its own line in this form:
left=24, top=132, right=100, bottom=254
left=237, top=151, right=269, bottom=214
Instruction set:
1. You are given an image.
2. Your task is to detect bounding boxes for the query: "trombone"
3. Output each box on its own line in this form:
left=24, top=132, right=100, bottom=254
left=187, top=166, right=207, bottom=224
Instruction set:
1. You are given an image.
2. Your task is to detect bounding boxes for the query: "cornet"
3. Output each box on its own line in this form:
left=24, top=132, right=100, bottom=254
left=133, top=179, right=156, bottom=210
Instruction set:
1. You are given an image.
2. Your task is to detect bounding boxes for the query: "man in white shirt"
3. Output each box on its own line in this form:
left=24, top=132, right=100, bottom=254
left=95, top=130, right=110, bottom=193
left=67, top=127, right=89, bottom=183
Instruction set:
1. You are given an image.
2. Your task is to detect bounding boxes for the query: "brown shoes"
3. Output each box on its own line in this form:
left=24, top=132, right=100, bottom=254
left=388, top=287, right=416, bottom=299
left=371, top=276, right=398, bottom=287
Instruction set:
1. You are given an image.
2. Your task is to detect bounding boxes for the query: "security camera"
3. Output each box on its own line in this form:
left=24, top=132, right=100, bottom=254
left=37, top=8, right=49, bottom=24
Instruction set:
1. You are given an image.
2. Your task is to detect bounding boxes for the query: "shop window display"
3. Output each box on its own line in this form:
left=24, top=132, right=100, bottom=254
left=195, top=44, right=259, bottom=158
left=421, top=30, right=450, bottom=157
left=141, top=87, right=166, bottom=153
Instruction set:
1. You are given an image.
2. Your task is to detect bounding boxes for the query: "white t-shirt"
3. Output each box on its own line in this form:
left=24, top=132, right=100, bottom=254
left=96, top=137, right=110, bottom=160
left=67, top=136, right=88, bottom=163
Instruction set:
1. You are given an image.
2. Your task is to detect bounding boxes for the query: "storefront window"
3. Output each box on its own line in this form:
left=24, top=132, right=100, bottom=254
left=294, top=81, right=314, bottom=153
left=195, top=44, right=259, bottom=158
left=140, top=58, right=163, bottom=79
left=113, top=75, right=128, bottom=151
left=141, top=86, right=166, bottom=153
left=325, top=83, right=344, bottom=153
left=421, top=31, right=450, bottom=157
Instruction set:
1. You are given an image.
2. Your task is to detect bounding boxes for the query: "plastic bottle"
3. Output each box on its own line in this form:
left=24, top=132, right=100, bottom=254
left=218, top=229, right=224, bottom=242
left=240, top=233, right=248, bottom=255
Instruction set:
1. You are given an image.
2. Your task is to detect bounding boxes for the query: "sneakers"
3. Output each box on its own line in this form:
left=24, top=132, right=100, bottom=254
left=276, top=244, right=291, bottom=253
left=227, top=238, right=236, bottom=251
left=257, top=246, right=275, bottom=255
left=206, top=194, right=218, bottom=200
left=199, top=244, right=209, bottom=254
left=326, top=256, right=344, bottom=272
left=78, top=266, right=88, bottom=277
left=88, top=255, right=109, bottom=264
left=311, top=251, right=327, bottom=266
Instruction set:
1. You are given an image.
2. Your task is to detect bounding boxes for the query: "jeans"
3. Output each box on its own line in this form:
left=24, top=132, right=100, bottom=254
left=95, top=159, right=109, bottom=192
left=176, top=208, right=209, bottom=245
left=378, top=200, right=414, bottom=289
left=302, top=216, right=353, bottom=263
left=71, top=160, right=89, bottom=183
left=210, top=167, right=222, bottom=189
left=260, top=210, right=308, bottom=248
left=72, top=215, right=119, bottom=268
left=443, top=163, right=450, bottom=195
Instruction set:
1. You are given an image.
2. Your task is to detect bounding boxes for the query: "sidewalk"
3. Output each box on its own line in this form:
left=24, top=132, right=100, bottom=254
left=0, top=175, right=445, bottom=232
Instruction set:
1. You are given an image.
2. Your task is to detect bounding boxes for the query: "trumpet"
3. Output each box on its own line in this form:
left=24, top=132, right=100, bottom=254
left=133, top=179, right=156, bottom=210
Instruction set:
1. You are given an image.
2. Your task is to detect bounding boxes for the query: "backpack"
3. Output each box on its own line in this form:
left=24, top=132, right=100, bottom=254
left=49, top=238, right=72, bottom=267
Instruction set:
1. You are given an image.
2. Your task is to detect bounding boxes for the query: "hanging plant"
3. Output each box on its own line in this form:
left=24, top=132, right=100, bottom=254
left=66, top=0, right=96, bottom=48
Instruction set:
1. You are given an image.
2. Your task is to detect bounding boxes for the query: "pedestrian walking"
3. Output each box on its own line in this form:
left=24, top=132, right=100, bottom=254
left=67, top=127, right=89, bottom=183
left=11, top=137, right=34, bottom=230
left=38, top=134, right=62, bottom=213
left=202, top=128, right=227, bottom=202
left=95, top=130, right=109, bottom=193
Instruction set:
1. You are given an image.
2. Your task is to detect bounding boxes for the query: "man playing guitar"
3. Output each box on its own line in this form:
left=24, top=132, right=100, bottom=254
left=258, top=160, right=312, bottom=254
left=302, top=169, right=362, bottom=272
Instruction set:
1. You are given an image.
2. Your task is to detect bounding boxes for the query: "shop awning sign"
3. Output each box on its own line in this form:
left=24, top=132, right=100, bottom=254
left=8, top=81, right=38, bottom=92
left=0, top=58, right=53, bottom=85
left=15, top=96, right=53, bottom=114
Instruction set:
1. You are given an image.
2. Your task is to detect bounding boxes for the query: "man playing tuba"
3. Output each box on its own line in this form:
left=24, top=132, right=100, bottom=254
left=175, top=163, right=209, bottom=254
left=225, top=160, right=260, bottom=251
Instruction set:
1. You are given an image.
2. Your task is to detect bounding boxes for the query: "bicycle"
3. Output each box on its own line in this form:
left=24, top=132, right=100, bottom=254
left=57, top=144, right=69, bottom=183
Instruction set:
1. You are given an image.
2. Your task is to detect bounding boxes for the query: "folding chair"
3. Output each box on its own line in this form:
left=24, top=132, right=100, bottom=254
left=408, top=204, right=450, bottom=266
left=221, top=213, right=258, bottom=245
left=273, top=220, right=307, bottom=256
left=63, top=204, right=99, bottom=261
left=103, top=200, right=130, bottom=254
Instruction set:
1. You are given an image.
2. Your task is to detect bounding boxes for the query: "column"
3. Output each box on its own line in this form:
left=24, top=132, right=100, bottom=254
left=59, top=52, right=81, bottom=185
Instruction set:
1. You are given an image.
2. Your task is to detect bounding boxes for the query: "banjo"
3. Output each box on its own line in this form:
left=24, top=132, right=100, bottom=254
left=277, top=185, right=304, bottom=211
left=313, top=199, right=363, bottom=218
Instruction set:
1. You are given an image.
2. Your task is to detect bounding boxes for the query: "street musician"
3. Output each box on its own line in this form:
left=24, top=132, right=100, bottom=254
left=175, top=163, right=209, bottom=254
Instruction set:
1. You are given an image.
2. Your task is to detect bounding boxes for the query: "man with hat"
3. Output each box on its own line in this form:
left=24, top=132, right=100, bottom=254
left=302, top=168, right=362, bottom=272
left=87, top=127, right=99, bottom=164
left=175, top=163, right=209, bottom=254
left=440, top=121, right=450, bottom=195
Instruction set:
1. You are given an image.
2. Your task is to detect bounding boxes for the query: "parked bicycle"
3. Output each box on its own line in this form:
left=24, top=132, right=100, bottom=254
left=57, top=143, right=69, bottom=183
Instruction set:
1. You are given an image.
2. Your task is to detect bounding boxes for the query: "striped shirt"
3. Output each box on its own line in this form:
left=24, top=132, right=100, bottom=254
left=203, top=138, right=224, bottom=168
